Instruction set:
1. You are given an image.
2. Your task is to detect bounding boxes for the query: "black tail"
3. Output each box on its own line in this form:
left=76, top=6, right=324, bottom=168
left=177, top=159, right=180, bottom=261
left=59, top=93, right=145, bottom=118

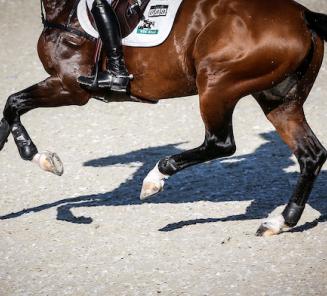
left=305, top=10, right=327, bottom=41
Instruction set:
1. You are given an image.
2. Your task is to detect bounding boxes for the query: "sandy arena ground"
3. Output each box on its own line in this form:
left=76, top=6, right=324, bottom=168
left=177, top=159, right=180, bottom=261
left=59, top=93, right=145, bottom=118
left=0, top=0, right=327, bottom=295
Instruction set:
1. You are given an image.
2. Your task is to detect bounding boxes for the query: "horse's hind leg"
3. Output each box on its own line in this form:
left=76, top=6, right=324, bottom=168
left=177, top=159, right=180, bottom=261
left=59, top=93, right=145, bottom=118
left=255, top=40, right=327, bottom=236
left=255, top=105, right=327, bottom=236
left=1, top=77, right=89, bottom=175
left=140, top=78, right=238, bottom=199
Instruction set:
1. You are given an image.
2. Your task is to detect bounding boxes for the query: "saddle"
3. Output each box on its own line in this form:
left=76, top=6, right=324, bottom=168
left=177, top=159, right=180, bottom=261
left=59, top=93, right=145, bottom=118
left=112, top=0, right=151, bottom=38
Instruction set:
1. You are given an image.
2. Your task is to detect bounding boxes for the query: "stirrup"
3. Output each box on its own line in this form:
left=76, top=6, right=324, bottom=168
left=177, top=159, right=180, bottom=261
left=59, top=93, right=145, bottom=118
left=78, top=71, right=133, bottom=92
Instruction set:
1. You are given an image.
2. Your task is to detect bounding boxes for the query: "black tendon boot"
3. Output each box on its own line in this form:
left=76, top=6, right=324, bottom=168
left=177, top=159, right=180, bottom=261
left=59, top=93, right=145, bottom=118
left=78, top=0, right=132, bottom=92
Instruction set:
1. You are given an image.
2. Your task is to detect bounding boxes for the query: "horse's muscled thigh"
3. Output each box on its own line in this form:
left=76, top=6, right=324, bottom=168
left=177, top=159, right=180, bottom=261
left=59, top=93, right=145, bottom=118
left=193, top=0, right=313, bottom=96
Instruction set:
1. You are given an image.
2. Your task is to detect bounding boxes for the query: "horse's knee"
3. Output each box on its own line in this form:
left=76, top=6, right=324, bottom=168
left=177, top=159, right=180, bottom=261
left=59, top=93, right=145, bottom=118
left=4, top=94, right=17, bottom=120
left=3, top=93, right=25, bottom=123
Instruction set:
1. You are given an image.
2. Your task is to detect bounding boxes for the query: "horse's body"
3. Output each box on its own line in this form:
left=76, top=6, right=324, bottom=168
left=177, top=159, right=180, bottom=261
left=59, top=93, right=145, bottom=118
left=1, top=0, right=327, bottom=235
left=38, top=0, right=314, bottom=102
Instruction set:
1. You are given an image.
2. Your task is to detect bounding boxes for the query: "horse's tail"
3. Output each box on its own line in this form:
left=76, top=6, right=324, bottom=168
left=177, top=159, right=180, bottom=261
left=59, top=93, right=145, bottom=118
left=305, top=10, right=327, bottom=41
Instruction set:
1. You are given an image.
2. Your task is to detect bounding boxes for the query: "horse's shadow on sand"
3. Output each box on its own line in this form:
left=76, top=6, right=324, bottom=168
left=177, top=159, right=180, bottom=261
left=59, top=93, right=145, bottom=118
left=1, top=131, right=326, bottom=233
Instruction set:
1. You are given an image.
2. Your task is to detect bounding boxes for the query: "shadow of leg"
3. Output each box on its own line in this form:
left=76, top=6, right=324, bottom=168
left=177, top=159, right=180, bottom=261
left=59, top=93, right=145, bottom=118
left=286, top=214, right=327, bottom=233
left=57, top=204, right=93, bottom=224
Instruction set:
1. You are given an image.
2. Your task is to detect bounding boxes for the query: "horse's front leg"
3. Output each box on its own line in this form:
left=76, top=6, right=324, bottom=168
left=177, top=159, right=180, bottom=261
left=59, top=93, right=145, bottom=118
left=140, top=76, right=238, bottom=199
left=140, top=123, right=237, bottom=200
left=1, top=76, right=90, bottom=175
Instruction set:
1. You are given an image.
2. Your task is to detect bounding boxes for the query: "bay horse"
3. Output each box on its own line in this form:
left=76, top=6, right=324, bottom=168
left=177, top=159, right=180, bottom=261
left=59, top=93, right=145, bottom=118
left=0, top=0, right=327, bottom=236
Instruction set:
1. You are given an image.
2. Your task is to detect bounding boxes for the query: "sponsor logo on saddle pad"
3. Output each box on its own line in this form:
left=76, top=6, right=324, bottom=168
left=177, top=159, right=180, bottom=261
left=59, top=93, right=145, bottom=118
left=148, top=5, right=169, bottom=17
left=137, top=28, right=159, bottom=34
left=137, top=19, right=158, bottom=35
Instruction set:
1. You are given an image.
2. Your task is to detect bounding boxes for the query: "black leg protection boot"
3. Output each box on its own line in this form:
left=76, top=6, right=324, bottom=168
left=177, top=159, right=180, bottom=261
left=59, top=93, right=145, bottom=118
left=0, top=118, right=10, bottom=151
left=78, top=0, right=132, bottom=92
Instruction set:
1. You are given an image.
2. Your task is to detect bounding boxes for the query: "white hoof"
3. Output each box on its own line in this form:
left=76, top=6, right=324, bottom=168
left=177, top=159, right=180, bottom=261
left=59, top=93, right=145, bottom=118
left=32, top=151, right=64, bottom=176
left=256, top=215, right=287, bottom=237
left=140, top=163, right=169, bottom=201
left=140, top=180, right=164, bottom=200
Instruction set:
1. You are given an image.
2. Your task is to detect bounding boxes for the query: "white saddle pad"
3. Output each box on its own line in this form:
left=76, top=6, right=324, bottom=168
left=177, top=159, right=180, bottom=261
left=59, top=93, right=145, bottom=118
left=77, top=0, right=183, bottom=47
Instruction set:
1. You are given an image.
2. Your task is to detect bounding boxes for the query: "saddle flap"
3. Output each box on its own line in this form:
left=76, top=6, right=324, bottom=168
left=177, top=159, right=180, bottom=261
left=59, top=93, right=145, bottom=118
left=112, top=0, right=151, bottom=38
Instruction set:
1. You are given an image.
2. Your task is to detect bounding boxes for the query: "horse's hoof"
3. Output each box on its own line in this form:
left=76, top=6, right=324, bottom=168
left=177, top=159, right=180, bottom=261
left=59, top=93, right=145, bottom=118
left=140, top=162, right=169, bottom=201
left=140, top=180, right=164, bottom=200
left=256, top=215, right=286, bottom=237
left=256, top=225, right=280, bottom=237
left=33, top=151, right=64, bottom=176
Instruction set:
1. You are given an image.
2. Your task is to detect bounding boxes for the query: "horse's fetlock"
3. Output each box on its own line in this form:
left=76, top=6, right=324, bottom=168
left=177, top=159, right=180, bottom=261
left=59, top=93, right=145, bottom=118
left=158, top=157, right=178, bottom=176
left=282, top=202, right=305, bottom=227
left=11, top=123, right=38, bottom=161
left=224, top=142, right=236, bottom=156
left=18, top=144, right=38, bottom=161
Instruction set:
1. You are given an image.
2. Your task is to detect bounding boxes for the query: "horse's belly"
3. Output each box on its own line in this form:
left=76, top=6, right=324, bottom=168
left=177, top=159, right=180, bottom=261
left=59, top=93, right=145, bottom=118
left=126, top=45, right=197, bottom=100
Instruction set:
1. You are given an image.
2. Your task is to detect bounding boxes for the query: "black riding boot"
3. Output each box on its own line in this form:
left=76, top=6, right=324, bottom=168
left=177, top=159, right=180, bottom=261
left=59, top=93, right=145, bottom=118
left=78, top=0, right=132, bottom=92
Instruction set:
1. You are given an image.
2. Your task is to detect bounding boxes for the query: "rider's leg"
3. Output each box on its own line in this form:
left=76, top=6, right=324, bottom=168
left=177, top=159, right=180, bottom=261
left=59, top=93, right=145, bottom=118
left=78, top=0, right=131, bottom=92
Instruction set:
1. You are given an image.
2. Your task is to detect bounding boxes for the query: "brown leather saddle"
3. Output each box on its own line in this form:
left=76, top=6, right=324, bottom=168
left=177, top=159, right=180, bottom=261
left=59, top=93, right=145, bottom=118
left=112, top=0, right=151, bottom=38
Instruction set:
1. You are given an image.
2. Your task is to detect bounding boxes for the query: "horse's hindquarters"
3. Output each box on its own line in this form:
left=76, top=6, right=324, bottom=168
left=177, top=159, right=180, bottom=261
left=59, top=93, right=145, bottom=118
left=192, top=0, right=314, bottom=97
